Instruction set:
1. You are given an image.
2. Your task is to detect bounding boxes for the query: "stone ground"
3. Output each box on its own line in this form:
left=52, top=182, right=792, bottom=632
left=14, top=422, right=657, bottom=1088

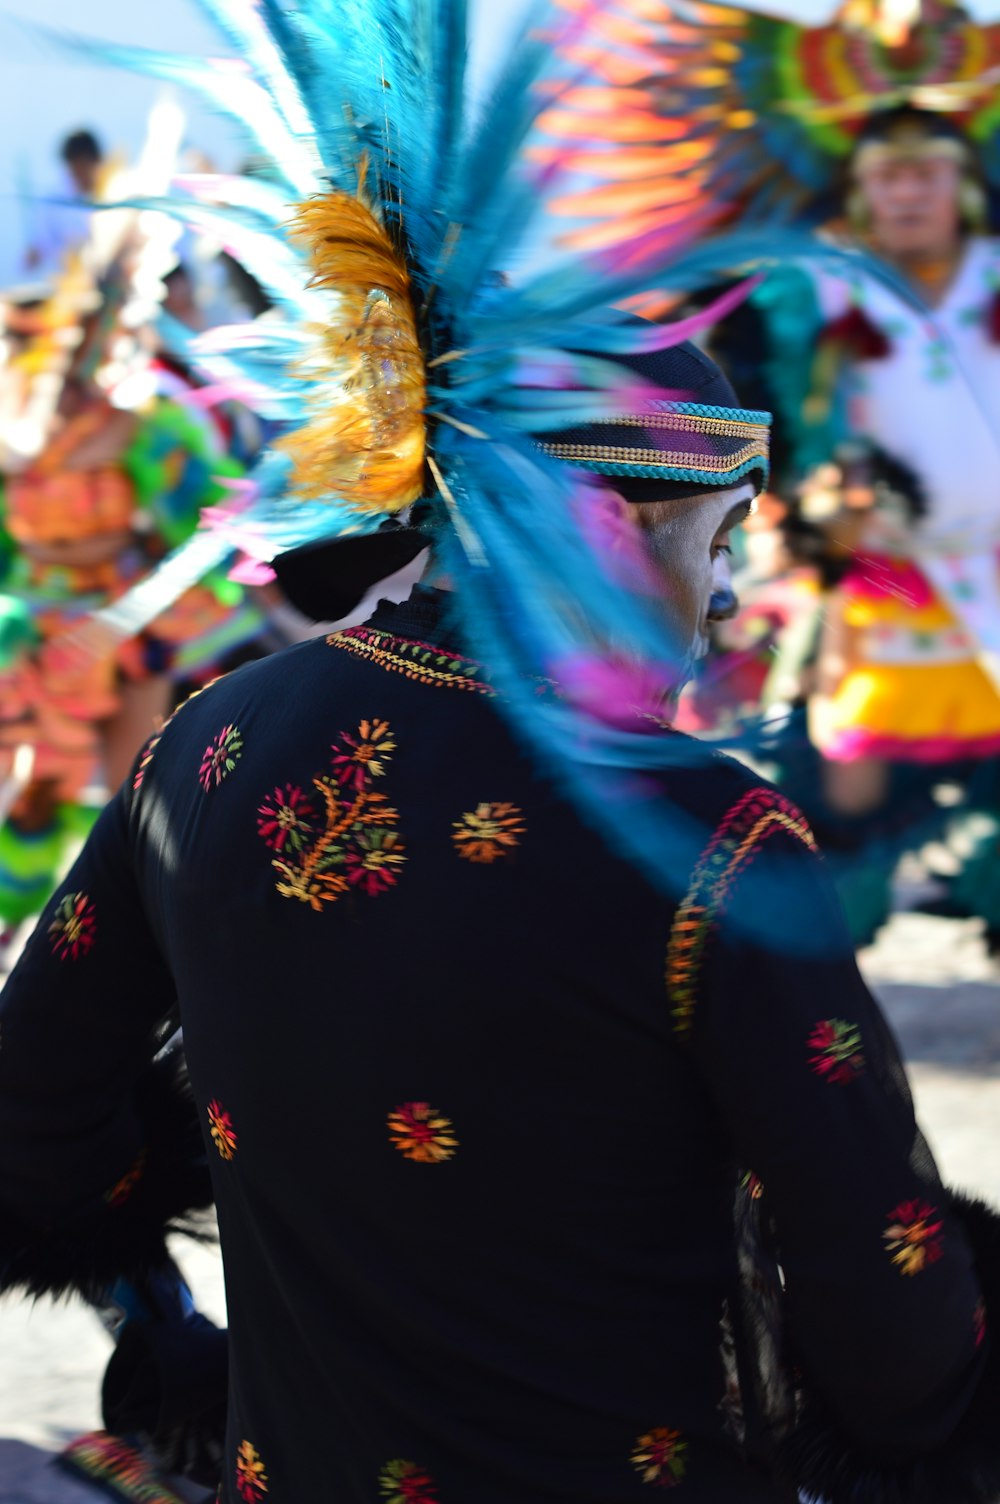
left=1, top=909, right=998, bottom=1502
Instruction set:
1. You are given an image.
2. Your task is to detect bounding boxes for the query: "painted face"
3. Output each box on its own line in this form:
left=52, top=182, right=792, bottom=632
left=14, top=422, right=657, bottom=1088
left=617, top=480, right=755, bottom=666
left=855, top=155, right=962, bottom=258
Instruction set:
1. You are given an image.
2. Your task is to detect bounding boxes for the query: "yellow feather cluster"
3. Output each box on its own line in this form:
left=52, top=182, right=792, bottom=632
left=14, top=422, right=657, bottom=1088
left=278, top=191, right=427, bottom=516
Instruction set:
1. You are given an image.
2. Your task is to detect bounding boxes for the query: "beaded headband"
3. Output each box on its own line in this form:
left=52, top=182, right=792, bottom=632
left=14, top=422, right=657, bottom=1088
left=538, top=401, right=772, bottom=490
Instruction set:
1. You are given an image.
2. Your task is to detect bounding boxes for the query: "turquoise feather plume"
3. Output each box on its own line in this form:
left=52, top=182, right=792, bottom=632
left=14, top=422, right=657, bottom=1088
left=39, top=0, right=921, bottom=952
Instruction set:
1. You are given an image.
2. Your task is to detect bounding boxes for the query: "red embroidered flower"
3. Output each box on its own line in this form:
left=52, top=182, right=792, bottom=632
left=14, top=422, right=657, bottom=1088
left=257, top=784, right=315, bottom=852
left=199, top=724, right=244, bottom=791
left=344, top=826, right=406, bottom=895
left=378, top=1460, right=438, bottom=1503
left=387, top=1103, right=458, bottom=1163
left=48, top=891, right=97, bottom=961
left=631, top=1426, right=688, bottom=1488
left=235, top=1441, right=268, bottom=1502
left=208, top=1100, right=238, bottom=1161
left=331, top=718, right=396, bottom=790
left=104, top=1150, right=147, bottom=1207
left=883, top=1199, right=945, bottom=1276
left=808, top=1019, right=865, bottom=1085
left=452, top=801, right=525, bottom=863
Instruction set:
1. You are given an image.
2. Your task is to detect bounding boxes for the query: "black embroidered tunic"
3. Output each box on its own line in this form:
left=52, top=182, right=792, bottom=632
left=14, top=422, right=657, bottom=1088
left=1, top=589, right=998, bottom=1504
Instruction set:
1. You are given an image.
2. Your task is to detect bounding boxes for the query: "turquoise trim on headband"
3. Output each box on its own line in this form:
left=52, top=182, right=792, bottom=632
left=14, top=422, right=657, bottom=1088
left=559, top=454, right=771, bottom=486
left=655, top=401, right=773, bottom=425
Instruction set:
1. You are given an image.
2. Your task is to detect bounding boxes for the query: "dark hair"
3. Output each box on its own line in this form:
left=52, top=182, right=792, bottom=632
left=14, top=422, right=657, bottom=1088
left=61, top=130, right=102, bottom=165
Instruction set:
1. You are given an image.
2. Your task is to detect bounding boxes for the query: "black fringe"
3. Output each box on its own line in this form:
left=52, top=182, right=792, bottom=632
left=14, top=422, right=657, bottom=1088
left=780, top=1189, right=1000, bottom=1504
left=0, top=1049, right=214, bottom=1303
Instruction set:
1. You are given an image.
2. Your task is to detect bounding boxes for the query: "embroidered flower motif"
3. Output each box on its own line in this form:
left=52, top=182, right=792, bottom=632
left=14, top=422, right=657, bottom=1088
left=345, top=826, right=406, bottom=896
left=199, top=724, right=244, bottom=791
left=631, top=1426, right=688, bottom=1488
left=378, top=1460, right=439, bottom=1503
left=257, top=784, right=316, bottom=853
left=807, top=1019, right=865, bottom=1085
left=235, top=1441, right=268, bottom=1502
left=260, top=722, right=405, bottom=912
left=331, top=718, right=396, bottom=790
left=883, top=1199, right=945, bottom=1276
left=48, top=891, right=97, bottom=961
left=451, top=802, right=525, bottom=863
left=104, top=1150, right=147, bottom=1207
left=740, top=1171, right=764, bottom=1201
left=208, top=1100, right=238, bottom=1161
left=387, top=1103, right=458, bottom=1163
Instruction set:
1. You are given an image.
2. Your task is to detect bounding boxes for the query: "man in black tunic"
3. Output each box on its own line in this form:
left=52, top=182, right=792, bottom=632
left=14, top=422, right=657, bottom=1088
left=1, top=338, right=999, bottom=1504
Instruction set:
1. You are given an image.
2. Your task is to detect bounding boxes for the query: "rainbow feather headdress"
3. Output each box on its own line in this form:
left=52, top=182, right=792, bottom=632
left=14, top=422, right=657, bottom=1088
left=56, top=0, right=858, bottom=943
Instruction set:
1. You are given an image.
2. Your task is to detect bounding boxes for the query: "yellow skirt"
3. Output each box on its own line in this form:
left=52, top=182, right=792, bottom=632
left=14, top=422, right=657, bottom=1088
left=818, top=590, right=1000, bottom=762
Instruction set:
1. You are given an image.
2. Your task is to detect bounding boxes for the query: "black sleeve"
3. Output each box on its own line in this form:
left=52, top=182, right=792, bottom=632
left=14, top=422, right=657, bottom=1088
left=0, top=775, right=212, bottom=1302
left=670, top=784, right=1000, bottom=1504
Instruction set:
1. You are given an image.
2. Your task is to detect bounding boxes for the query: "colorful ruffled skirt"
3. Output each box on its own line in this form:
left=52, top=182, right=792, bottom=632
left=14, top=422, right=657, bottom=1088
left=817, top=554, right=1000, bottom=763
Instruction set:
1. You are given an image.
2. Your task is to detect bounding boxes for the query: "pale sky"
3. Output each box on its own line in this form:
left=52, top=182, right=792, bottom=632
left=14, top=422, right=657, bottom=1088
left=1, top=0, right=998, bottom=281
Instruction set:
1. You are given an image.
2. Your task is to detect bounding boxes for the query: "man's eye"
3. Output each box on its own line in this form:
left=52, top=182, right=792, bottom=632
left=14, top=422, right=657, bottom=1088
left=712, top=540, right=732, bottom=558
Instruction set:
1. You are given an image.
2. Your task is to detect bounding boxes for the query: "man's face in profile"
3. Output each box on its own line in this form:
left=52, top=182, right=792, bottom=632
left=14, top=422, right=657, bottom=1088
left=598, top=480, right=755, bottom=672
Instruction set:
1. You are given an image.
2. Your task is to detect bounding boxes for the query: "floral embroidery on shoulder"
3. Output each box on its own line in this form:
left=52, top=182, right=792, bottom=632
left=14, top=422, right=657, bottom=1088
left=808, top=1019, right=865, bottom=1085
left=379, top=1460, right=439, bottom=1503
left=452, top=802, right=525, bottom=863
left=631, top=1426, right=688, bottom=1488
left=256, top=719, right=405, bottom=911
left=104, top=1150, right=147, bottom=1208
left=388, top=1103, right=458, bottom=1163
left=883, top=1199, right=945, bottom=1276
left=666, top=788, right=816, bottom=1040
left=331, top=718, right=395, bottom=789
left=208, top=1100, right=238, bottom=1161
left=48, top=892, right=97, bottom=961
left=235, top=1441, right=268, bottom=1502
left=199, top=724, right=244, bottom=791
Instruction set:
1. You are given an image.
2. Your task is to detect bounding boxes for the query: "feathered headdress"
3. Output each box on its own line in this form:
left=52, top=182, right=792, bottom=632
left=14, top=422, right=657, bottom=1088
left=47, top=0, right=858, bottom=942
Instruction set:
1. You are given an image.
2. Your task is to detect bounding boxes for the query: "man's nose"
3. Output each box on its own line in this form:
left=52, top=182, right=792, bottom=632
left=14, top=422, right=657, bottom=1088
left=708, top=586, right=739, bottom=622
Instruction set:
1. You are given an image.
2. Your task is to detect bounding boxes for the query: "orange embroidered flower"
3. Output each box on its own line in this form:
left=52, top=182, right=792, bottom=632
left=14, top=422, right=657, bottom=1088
left=104, top=1150, right=147, bottom=1207
left=631, top=1426, right=688, bottom=1488
left=208, top=1100, right=238, bottom=1161
left=808, top=1019, right=864, bottom=1085
left=332, top=718, right=396, bottom=790
left=48, top=891, right=97, bottom=961
left=451, top=802, right=525, bottom=863
left=387, top=1103, right=458, bottom=1163
left=378, top=1460, right=438, bottom=1503
left=235, top=1441, right=268, bottom=1502
left=200, top=724, right=244, bottom=791
left=883, top=1199, right=945, bottom=1276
